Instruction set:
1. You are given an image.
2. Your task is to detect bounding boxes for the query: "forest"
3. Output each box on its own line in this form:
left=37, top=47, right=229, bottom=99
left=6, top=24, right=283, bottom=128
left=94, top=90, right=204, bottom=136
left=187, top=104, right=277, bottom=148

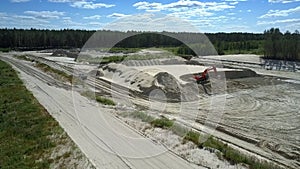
left=0, top=28, right=299, bottom=61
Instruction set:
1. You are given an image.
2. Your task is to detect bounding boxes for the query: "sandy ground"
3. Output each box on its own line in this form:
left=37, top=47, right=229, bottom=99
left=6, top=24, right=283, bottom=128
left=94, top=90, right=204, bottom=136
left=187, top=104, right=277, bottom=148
left=199, top=54, right=300, bottom=80
left=203, top=54, right=262, bottom=64
left=117, top=115, right=247, bottom=169
left=95, top=56, right=300, bottom=168
left=45, top=56, right=76, bottom=64
left=134, top=64, right=235, bottom=84
left=2, top=55, right=205, bottom=169
left=6, top=51, right=300, bottom=168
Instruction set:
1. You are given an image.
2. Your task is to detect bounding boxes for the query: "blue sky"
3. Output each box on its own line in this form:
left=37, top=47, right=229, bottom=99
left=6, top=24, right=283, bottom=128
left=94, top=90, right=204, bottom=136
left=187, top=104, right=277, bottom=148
left=0, top=0, right=299, bottom=33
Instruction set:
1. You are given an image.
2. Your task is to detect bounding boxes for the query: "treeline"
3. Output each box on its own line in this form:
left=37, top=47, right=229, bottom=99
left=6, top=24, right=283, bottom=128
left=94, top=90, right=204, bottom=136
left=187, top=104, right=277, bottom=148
left=0, top=28, right=299, bottom=61
left=0, top=28, right=94, bottom=50
left=207, top=33, right=264, bottom=55
left=111, top=32, right=264, bottom=55
left=0, top=28, right=262, bottom=52
left=263, top=28, right=299, bottom=61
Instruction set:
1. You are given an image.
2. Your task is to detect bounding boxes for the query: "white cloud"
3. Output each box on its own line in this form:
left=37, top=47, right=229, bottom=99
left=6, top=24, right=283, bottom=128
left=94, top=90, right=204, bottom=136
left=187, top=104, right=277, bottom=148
left=259, top=6, right=300, bottom=18
left=223, top=0, right=247, bottom=4
left=104, top=13, right=200, bottom=32
left=83, top=15, right=101, bottom=19
left=62, top=17, right=71, bottom=20
left=131, top=0, right=245, bottom=31
left=205, top=3, right=235, bottom=11
left=229, top=2, right=239, bottom=5
left=70, top=1, right=115, bottom=9
left=133, top=0, right=235, bottom=12
left=227, top=12, right=236, bottom=15
left=107, top=13, right=131, bottom=18
left=14, top=15, right=48, bottom=22
left=10, top=0, right=30, bottom=2
left=48, top=0, right=115, bottom=9
left=0, top=12, right=52, bottom=29
left=48, top=0, right=72, bottom=2
left=223, top=0, right=247, bottom=1
left=284, top=22, right=300, bottom=31
left=62, top=17, right=84, bottom=26
left=168, top=9, right=214, bottom=19
left=88, top=22, right=103, bottom=26
left=257, top=18, right=300, bottom=25
left=133, top=0, right=235, bottom=20
left=24, top=11, right=64, bottom=19
left=268, top=0, right=300, bottom=3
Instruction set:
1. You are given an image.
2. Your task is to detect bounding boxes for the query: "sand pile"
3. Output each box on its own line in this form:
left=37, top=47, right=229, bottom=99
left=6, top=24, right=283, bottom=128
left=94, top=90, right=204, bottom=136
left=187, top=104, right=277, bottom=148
left=140, top=72, right=182, bottom=101
left=51, top=49, right=79, bottom=58
left=98, top=63, right=200, bottom=101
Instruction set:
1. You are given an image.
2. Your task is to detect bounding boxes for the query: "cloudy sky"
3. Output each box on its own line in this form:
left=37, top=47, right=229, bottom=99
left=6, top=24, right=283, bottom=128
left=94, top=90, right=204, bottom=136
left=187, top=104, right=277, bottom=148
left=0, top=0, right=299, bottom=33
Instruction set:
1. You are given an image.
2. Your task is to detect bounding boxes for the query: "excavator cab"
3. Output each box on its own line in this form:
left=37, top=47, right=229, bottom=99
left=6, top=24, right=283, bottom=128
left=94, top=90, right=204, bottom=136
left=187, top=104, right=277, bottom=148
left=193, top=66, right=217, bottom=95
left=193, top=66, right=217, bottom=84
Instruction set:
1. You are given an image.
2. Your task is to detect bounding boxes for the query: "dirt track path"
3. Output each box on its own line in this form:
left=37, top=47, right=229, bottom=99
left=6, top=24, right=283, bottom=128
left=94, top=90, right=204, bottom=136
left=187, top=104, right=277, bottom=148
left=0, top=55, right=205, bottom=169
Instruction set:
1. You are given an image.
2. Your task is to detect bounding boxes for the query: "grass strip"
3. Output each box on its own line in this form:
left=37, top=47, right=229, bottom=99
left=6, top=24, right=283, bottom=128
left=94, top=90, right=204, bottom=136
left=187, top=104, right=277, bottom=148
left=0, top=59, right=60, bottom=168
left=95, top=95, right=116, bottom=106
left=35, top=62, right=73, bottom=84
left=150, top=117, right=174, bottom=129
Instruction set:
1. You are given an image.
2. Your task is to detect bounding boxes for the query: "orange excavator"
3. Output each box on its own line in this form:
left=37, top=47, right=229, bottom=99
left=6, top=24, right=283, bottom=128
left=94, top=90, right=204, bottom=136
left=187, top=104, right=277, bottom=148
left=193, top=66, right=217, bottom=95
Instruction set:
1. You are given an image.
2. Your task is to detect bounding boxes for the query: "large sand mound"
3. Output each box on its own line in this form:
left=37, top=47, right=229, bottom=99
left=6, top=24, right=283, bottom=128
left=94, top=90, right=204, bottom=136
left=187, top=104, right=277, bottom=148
left=140, top=72, right=182, bottom=101
left=97, top=63, right=256, bottom=101
left=98, top=63, right=197, bottom=101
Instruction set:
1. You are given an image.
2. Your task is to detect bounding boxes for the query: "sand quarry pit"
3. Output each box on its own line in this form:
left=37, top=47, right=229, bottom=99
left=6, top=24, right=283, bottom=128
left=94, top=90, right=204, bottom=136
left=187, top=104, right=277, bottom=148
left=18, top=51, right=299, bottom=168
left=93, top=58, right=300, bottom=168
left=96, top=62, right=254, bottom=101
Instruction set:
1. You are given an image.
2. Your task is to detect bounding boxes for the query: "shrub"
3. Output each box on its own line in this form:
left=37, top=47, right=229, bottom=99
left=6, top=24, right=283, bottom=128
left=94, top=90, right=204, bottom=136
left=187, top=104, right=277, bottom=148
left=131, top=111, right=155, bottom=123
left=108, top=47, right=141, bottom=54
left=95, top=96, right=116, bottom=106
left=150, top=118, right=174, bottom=129
left=184, top=130, right=200, bottom=145
left=100, top=56, right=127, bottom=64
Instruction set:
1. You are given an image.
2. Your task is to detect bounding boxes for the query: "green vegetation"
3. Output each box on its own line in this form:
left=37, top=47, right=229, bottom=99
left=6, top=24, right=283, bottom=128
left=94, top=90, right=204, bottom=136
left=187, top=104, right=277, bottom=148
left=100, top=55, right=127, bottom=64
left=80, top=90, right=116, bottom=106
left=0, top=59, right=59, bottom=168
left=109, top=47, right=141, bottom=54
left=0, top=28, right=94, bottom=49
left=0, top=48, right=10, bottom=52
left=127, top=53, right=174, bottom=60
left=13, top=54, right=73, bottom=83
left=130, top=111, right=155, bottom=123
left=76, top=55, right=126, bottom=64
left=35, top=62, right=73, bottom=83
left=124, top=111, right=282, bottom=169
left=201, top=137, right=281, bottom=169
left=1, top=28, right=298, bottom=60
left=13, top=54, right=34, bottom=62
left=264, top=28, right=299, bottom=61
left=184, top=130, right=200, bottom=145
left=123, top=111, right=174, bottom=128
left=95, top=95, right=116, bottom=106
left=78, top=52, right=175, bottom=64
left=170, top=123, right=189, bottom=137
left=150, top=117, right=174, bottom=129
left=120, top=111, right=155, bottom=123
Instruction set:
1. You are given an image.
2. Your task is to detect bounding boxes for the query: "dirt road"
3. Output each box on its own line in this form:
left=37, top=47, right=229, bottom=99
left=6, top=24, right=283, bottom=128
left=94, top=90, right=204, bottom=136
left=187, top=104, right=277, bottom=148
left=0, top=55, right=205, bottom=169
